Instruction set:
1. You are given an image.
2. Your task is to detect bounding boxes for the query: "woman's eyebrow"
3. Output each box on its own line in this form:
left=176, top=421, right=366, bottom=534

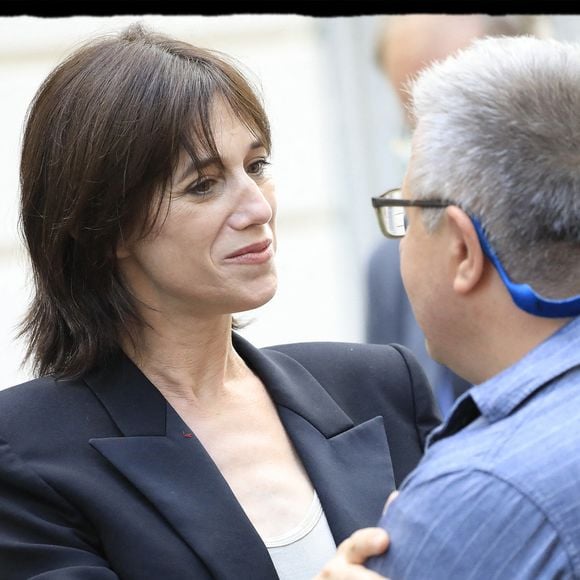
left=177, top=140, right=265, bottom=183
left=176, top=156, right=222, bottom=183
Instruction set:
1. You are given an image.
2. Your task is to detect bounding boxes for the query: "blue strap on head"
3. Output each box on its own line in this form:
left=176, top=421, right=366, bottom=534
left=470, top=215, right=580, bottom=318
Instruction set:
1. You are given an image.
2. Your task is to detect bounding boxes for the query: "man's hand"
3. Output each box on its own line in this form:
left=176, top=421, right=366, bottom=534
left=313, top=527, right=390, bottom=580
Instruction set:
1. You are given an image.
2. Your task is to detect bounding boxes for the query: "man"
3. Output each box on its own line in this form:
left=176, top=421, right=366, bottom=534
left=318, top=35, right=580, bottom=578
left=367, top=15, right=539, bottom=415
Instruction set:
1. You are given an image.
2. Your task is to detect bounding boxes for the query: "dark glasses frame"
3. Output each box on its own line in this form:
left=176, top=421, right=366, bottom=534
left=371, top=188, right=451, bottom=239
left=370, top=187, right=580, bottom=318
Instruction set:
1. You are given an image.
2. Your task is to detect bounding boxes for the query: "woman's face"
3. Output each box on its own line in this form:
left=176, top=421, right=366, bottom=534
left=117, top=99, right=278, bottom=321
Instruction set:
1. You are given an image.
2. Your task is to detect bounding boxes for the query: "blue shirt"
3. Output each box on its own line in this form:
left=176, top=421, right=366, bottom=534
left=368, top=316, right=580, bottom=579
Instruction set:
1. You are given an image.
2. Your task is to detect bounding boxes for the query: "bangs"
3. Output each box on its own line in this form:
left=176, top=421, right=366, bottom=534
left=133, top=43, right=271, bottom=238
left=178, top=61, right=271, bottom=180
left=180, top=95, right=271, bottom=174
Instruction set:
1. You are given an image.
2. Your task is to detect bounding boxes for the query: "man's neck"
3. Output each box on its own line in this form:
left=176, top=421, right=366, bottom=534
left=462, top=311, right=571, bottom=386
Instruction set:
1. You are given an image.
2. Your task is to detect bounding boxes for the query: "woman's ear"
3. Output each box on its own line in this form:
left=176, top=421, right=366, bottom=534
left=445, top=205, right=485, bottom=295
left=116, top=236, right=132, bottom=260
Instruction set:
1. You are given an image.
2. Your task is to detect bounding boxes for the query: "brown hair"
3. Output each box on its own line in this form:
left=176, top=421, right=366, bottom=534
left=19, top=23, right=271, bottom=379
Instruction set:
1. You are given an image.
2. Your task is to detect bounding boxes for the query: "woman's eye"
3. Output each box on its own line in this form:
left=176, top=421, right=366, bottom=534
left=247, top=158, right=271, bottom=178
left=187, top=178, right=216, bottom=197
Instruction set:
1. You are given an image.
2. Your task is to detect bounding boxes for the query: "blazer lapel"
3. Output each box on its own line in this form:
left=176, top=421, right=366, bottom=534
left=234, top=334, right=396, bottom=545
left=84, top=351, right=277, bottom=580
left=83, top=335, right=395, bottom=577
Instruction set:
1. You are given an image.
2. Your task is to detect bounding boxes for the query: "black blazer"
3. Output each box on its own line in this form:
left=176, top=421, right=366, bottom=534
left=0, top=333, right=440, bottom=579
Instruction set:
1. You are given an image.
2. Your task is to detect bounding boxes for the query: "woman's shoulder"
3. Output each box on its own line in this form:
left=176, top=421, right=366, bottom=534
left=260, top=340, right=440, bottom=448
left=263, top=340, right=421, bottom=377
left=0, top=375, right=103, bottom=443
left=261, top=340, right=430, bottom=406
left=0, top=375, right=70, bottom=409
left=0, top=375, right=86, bottom=406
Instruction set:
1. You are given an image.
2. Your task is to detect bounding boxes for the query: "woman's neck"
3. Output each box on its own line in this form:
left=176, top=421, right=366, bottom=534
left=120, top=312, right=248, bottom=405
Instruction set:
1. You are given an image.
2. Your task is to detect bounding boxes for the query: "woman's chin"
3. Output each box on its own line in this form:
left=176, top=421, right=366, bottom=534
left=235, top=278, right=278, bottom=313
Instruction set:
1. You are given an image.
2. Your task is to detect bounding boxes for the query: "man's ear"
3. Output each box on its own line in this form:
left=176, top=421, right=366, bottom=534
left=445, top=205, right=485, bottom=295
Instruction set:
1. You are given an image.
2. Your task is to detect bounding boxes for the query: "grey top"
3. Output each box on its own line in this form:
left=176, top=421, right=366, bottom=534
left=264, top=491, right=336, bottom=580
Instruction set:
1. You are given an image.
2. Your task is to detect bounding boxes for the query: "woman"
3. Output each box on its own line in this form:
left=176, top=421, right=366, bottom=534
left=0, top=24, right=439, bottom=579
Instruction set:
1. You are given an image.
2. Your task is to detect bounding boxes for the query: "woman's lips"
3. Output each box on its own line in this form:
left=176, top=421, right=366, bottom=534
left=225, top=239, right=274, bottom=264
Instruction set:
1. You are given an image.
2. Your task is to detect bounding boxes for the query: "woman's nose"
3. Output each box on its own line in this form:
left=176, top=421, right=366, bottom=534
left=228, top=178, right=274, bottom=230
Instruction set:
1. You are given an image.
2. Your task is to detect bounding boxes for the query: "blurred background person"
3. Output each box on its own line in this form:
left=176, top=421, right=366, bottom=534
left=366, top=14, right=541, bottom=416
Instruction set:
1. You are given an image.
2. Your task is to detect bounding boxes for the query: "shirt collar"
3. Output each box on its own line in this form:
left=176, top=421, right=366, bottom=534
left=471, top=316, right=580, bottom=423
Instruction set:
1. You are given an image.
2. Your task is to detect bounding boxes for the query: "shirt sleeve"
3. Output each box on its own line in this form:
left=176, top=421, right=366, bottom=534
left=0, top=437, right=119, bottom=579
left=366, top=469, right=573, bottom=579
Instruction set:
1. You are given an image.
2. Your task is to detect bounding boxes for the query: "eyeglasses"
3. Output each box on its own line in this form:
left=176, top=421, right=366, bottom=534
left=370, top=187, right=580, bottom=318
left=371, top=188, right=451, bottom=238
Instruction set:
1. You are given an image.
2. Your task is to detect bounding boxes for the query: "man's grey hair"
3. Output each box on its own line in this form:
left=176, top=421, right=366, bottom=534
left=408, top=35, right=580, bottom=299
